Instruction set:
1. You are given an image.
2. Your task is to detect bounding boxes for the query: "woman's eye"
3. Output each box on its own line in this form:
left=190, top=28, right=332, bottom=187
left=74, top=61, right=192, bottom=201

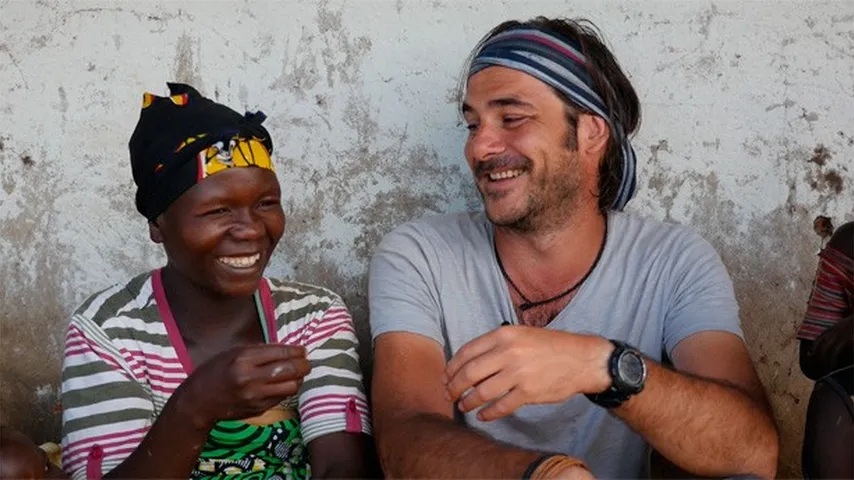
left=202, top=208, right=228, bottom=216
left=503, top=116, right=525, bottom=126
left=465, top=123, right=479, bottom=132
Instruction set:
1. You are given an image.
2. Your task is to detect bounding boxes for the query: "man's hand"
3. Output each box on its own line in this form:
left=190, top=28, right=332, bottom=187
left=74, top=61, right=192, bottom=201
left=443, top=326, right=614, bottom=421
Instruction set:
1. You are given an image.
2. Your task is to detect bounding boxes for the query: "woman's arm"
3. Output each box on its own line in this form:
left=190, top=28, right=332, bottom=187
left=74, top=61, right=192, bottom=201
left=99, top=389, right=211, bottom=479
left=799, top=316, right=854, bottom=380
left=296, top=298, right=376, bottom=478
left=308, top=432, right=378, bottom=478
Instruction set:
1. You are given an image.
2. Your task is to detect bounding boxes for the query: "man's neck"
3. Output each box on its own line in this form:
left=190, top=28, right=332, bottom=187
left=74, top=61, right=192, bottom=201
left=494, top=206, right=607, bottom=291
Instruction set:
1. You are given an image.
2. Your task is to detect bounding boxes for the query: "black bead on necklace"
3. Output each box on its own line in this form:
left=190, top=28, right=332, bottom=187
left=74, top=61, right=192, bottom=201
left=494, top=220, right=608, bottom=311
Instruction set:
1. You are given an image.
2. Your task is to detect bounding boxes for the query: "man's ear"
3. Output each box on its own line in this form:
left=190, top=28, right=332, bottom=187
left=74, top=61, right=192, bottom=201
left=149, top=218, right=164, bottom=244
left=576, top=114, right=610, bottom=158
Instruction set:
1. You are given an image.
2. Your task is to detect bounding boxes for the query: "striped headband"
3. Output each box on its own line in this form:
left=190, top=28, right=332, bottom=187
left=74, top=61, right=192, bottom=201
left=468, top=26, right=637, bottom=211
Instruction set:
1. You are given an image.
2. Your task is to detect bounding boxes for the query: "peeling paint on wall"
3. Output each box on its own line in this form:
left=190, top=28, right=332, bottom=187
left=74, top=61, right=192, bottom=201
left=1, top=1, right=853, bottom=476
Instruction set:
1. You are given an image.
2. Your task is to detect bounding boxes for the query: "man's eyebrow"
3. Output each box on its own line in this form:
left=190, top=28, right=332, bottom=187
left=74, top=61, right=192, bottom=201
left=461, top=97, right=535, bottom=114
left=489, top=97, right=535, bottom=109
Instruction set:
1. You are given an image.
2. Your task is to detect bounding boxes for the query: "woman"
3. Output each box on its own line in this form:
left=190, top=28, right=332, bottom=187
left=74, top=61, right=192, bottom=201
left=797, top=220, right=853, bottom=478
left=60, top=84, right=373, bottom=480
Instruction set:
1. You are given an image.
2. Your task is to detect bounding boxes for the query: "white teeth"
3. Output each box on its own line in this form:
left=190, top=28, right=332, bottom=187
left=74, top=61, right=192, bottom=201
left=217, top=253, right=261, bottom=268
left=489, top=169, right=524, bottom=181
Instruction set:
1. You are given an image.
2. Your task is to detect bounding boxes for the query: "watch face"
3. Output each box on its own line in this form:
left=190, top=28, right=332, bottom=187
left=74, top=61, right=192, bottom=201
left=618, top=351, right=645, bottom=386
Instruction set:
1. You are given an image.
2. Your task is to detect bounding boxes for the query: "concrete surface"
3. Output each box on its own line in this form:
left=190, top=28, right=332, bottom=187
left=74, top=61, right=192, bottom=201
left=1, top=1, right=852, bottom=476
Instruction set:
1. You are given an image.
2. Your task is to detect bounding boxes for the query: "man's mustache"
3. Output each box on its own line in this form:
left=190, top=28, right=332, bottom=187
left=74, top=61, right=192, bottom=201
left=474, top=155, right=532, bottom=177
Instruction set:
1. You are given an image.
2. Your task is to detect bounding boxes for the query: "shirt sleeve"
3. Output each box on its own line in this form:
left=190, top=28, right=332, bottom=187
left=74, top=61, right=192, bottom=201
left=663, top=231, right=744, bottom=358
left=60, top=317, right=154, bottom=480
left=368, top=223, right=445, bottom=346
left=798, top=247, right=853, bottom=341
left=296, top=299, right=371, bottom=443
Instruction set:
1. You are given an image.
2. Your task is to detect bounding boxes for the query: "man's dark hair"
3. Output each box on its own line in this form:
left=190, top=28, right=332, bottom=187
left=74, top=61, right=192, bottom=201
left=461, top=17, right=641, bottom=211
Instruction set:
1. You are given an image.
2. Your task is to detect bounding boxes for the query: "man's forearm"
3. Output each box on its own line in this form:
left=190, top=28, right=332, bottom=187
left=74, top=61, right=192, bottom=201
left=614, top=361, right=778, bottom=479
left=376, top=412, right=541, bottom=478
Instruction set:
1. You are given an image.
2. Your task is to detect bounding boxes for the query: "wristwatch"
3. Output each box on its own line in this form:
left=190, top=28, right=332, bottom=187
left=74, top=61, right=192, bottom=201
left=585, top=340, right=647, bottom=408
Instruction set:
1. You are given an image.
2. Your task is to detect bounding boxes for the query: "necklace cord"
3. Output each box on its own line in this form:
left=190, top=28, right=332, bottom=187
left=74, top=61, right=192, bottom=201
left=494, top=218, right=609, bottom=311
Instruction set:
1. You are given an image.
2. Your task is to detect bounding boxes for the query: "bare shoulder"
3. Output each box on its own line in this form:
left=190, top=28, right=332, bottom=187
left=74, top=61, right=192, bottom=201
left=828, top=221, right=853, bottom=258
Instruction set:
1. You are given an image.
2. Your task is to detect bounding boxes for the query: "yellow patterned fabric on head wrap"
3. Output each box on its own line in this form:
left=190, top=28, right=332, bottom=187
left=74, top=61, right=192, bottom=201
left=198, top=137, right=275, bottom=180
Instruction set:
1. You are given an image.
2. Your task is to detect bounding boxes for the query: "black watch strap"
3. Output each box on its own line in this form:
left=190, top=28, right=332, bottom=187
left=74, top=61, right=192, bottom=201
left=585, top=340, right=646, bottom=409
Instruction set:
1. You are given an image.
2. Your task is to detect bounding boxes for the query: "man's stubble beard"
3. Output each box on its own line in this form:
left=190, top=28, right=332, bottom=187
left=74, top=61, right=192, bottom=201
left=483, top=149, right=582, bottom=234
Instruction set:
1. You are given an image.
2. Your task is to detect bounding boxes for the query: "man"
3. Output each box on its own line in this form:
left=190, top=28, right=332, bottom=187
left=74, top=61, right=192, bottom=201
left=797, top=221, right=852, bottom=478
left=368, top=16, right=778, bottom=479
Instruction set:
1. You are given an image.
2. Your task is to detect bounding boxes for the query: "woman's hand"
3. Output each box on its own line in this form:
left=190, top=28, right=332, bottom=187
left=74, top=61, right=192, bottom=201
left=176, top=344, right=312, bottom=429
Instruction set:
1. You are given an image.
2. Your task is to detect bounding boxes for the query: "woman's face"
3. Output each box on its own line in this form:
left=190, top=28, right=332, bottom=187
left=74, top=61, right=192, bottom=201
left=151, top=167, right=285, bottom=298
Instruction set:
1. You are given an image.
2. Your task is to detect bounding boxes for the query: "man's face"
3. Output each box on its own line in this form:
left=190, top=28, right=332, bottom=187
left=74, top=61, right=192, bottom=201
left=151, top=167, right=286, bottom=298
left=462, top=66, right=584, bottom=231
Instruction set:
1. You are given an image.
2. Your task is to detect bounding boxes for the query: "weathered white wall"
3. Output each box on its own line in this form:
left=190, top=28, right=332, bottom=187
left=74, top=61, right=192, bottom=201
left=1, top=1, right=852, bottom=476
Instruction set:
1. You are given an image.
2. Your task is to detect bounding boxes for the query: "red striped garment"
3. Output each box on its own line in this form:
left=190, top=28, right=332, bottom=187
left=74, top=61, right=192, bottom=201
left=798, top=245, right=854, bottom=341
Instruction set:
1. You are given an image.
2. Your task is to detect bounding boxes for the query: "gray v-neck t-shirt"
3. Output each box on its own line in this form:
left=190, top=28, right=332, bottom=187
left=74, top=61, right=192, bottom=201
left=369, top=211, right=743, bottom=478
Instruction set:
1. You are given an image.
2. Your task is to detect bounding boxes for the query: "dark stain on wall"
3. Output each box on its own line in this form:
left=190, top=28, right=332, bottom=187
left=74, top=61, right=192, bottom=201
left=809, top=144, right=831, bottom=165
left=822, top=170, right=844, bottom=193
left=808, top=168, right=845, bottom=194
left=803, top=142, right=846, bottom=196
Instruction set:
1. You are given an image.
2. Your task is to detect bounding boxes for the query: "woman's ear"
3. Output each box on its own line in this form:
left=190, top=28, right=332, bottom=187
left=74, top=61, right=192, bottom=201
left=149, top=218, right=164, bottom=244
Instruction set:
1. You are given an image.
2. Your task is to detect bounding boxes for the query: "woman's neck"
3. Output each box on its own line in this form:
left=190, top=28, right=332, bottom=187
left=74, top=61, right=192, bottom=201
left=159, top=266, right=260, bottom=346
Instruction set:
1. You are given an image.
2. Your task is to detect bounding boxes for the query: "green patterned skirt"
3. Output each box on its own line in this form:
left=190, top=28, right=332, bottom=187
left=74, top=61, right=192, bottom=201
left=191, top=418, right=310, bottom=480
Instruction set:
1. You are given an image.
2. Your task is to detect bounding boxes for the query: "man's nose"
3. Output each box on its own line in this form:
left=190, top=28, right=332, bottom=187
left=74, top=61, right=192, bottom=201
left=467, top=123, right=506, bottom=163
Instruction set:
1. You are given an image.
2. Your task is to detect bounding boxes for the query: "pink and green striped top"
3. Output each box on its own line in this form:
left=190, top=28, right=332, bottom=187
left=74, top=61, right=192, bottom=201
left=60, top=270, right=370, bottom=479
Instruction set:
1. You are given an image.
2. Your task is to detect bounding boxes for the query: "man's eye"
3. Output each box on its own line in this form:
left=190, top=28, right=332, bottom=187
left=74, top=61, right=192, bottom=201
left=465, top=123, right=479, bottom=131
left=258, top=199, right=281, bottom=208
left=503, top=116, right=525, bottom=125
